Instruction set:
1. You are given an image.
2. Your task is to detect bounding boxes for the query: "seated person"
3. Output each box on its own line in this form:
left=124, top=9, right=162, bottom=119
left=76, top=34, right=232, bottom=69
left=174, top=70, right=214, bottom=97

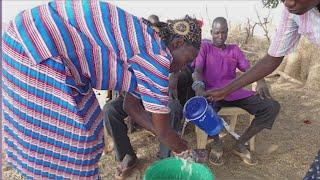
left=192, top=17, right=280, bottom=166
left=171, top=42, right=215, bottom=107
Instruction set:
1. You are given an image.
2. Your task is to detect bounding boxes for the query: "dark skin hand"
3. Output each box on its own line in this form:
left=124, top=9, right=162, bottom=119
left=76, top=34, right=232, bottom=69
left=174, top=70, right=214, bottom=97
left=193, top=65, right=272, bottom=99
left=205, top=55, right=284, bottom=101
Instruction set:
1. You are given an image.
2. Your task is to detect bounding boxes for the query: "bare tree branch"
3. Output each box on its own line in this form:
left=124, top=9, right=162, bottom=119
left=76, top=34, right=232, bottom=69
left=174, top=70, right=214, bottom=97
left=255, top=7, right=272, bottom=42
left=244, top=18, right=258, bottom=44
left=205, top=4, right=212, bottom=28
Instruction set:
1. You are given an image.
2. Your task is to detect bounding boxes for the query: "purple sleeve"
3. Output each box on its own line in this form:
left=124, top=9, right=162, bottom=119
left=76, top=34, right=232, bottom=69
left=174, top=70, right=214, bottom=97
left=194, top=42, right=208, bottom=69
left=234, top=45, right=250, bottom=72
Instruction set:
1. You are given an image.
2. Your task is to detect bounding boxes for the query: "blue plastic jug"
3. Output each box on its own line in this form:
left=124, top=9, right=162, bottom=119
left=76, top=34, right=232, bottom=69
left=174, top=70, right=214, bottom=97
left=183, top=96, right=224, bottom=136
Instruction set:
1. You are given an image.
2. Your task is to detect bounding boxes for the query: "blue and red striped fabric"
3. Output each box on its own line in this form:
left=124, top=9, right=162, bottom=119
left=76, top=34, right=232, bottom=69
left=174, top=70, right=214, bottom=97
left=2, top=0, right=172, bottom=179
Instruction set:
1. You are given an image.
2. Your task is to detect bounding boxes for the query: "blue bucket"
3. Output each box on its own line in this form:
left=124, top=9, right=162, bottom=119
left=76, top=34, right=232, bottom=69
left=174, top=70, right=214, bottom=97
left=183, top=96, right=224, bottom=136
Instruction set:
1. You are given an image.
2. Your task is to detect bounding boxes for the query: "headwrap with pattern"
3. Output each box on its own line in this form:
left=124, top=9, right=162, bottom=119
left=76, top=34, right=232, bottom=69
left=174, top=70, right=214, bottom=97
left=143, top=15, right=202, bottom=49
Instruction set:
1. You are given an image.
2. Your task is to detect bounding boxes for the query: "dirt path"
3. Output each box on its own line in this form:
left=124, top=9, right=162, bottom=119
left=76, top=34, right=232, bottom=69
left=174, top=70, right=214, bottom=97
left=3, top=80, right=320, bottom=180
left=98, top=80, right=320, bottom=180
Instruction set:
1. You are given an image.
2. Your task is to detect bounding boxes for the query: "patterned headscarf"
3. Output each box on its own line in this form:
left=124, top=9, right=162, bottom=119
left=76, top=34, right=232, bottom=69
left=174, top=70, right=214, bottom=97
left=143, top=15, right=202, bottom=49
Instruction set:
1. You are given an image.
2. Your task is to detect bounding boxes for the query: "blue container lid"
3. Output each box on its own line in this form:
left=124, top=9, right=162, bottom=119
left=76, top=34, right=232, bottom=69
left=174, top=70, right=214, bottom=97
left=184, top=96, right=208, bottom=120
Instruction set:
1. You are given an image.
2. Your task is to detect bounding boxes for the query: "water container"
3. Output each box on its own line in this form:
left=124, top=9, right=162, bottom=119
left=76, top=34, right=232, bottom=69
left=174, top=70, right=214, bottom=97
left=143, top=157, right=214, bottom=180
left=183, top=96, right=224, bottom=136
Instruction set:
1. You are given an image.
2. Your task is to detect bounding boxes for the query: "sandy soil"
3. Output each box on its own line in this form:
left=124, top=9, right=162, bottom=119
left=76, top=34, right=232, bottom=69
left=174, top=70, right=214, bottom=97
left=3, top=79, right=320, bottom=180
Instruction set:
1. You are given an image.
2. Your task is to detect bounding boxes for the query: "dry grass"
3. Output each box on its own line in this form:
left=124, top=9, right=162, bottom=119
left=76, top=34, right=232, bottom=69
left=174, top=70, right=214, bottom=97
left=98, top=80, right=320, bottom=180
left=3, top=79, right=319, bottom=180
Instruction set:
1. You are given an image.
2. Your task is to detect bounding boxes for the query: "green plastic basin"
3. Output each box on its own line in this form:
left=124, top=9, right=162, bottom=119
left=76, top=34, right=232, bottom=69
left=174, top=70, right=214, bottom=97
left=143, top=157, right=214, bottom=180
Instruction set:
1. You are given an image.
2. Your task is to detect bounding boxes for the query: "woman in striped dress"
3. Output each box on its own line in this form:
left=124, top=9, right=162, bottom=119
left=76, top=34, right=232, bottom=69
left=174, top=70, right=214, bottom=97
left=2, top=0, right=202, bottom=179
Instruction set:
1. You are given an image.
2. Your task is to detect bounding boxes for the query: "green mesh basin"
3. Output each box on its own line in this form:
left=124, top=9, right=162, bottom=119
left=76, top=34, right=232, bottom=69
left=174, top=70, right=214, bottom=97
left=143, top=157, right=214, bottom=180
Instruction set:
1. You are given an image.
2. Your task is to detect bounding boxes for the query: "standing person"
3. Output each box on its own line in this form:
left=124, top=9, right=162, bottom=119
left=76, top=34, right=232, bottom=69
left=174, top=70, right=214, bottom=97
left=193, top=17, right=280, bottom=165
left=1, top=0, right=202, bottom=179
left=103, top=92, right=182, bottom=179
left=106, top=9, right=184, bottom=173
left=205, top=0, right=319, bottom=178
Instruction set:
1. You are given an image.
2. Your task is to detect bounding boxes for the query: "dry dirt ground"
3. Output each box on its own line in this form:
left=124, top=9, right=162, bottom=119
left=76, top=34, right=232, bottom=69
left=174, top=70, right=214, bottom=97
left=3, top=78, right=320, bottom=180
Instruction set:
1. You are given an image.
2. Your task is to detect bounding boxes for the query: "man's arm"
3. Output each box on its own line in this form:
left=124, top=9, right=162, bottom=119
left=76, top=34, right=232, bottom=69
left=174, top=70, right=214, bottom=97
left=123, top=93, right=188, bottom=153
left=205, top=54, right=284, bottom=101
left=192, top=67, right=205, bottom=96
left=151, top=113, right=188, bottom=153
left=169, top=73, right=179, bottom=99
left=191, top=42, right=207, bottom=96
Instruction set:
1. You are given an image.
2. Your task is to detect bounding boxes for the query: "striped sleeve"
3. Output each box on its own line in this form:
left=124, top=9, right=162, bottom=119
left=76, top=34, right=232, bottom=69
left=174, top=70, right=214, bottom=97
left=268, top=8, right=301, bottom=57
left=129, top=53, right=171, bottom=114
left=12, top=6, right=60, bottom=64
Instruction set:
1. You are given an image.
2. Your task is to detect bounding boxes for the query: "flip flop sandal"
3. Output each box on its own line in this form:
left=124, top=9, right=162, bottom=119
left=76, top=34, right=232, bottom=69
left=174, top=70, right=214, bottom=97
left=208, top=141, right=224, bottom=166
left=193, top=149, right=209, bottom=163
left=115, top=155, right=138, bottom=180
left=209, top=150, right=224, bottom=166
left=232, top=149, right=258, bottom=166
